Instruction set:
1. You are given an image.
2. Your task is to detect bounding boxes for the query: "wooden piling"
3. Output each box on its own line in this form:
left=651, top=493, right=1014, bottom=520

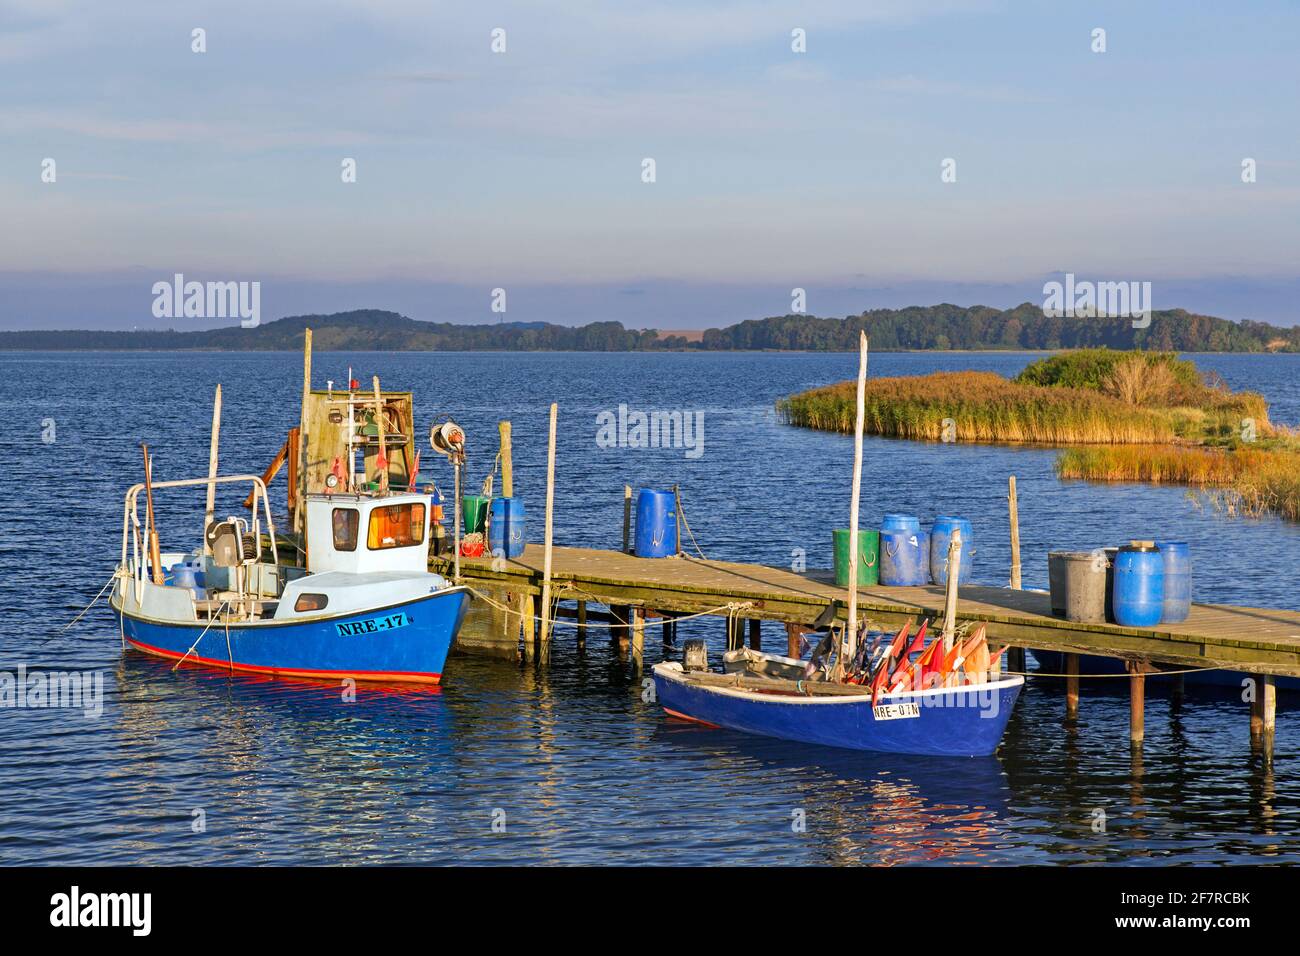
left=1008, top=475, right=1022, bottom=590
left=203, top=385, right=222, bottom=551
left=521, top=593, right=536, bottom=659
left=631, top=608, right=645, bottom=661
left=786, top=623, right=803, bottom=658
left=1065, top=653, right=1080, bottom=717
left=1128, top=661, right=1146, bottom=747
left=622, top=485, right=633, bottom=554
left=296, top=328, right=311, bottom=536
left=498, top=421, right=513, bottom=498
left=576, top=600, right=587, bottom=649
left=1251, top=673, right=1276, bottom=760
left=748, top=618, right=761, bottom=650
left=539, top=403, right=558, bottom=646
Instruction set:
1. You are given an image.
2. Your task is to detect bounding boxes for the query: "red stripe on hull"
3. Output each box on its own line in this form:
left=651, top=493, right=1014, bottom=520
left=125, top=638, right=442, bottom=685
left=662, top=706, right=721, bottom=729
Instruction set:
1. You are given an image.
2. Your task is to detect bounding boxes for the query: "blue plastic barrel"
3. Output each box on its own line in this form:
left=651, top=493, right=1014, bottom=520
left=881, top=513, right=920, bottom=534
left=635, top=489, right=677, bottom=558
left=1112, top=543, right=1165, bottom=628
left=880, top=529, right=929, bottom=586
left=930, top=515, right=973, bottom=585
left=1155, top=540, right=1191, bottom=623
left=488, top=497, right=526, bottom=558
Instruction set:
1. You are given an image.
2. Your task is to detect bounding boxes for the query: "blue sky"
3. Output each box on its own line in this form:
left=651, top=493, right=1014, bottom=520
left=1, top=0, right=1297, bottom=329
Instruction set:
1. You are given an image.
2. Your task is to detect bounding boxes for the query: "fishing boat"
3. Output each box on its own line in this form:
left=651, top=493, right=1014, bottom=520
left=652, top=331, right=1024, bottom=757
left=111, top=345, right=473, bottom=685
left=654, top=636, right=1024, bottom=758
left=111, top=476, right=470, bottom=684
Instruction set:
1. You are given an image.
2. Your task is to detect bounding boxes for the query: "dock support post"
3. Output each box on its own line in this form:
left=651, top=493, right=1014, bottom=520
left=1065, top=653, right=1079, bottom=718
left=1128, top=661, right=1146, bottom=747
left=576, top=601, right=587, bottom=649
left=498, top=421, right=513, bottom=498
left=1008, top=646, right=1026, bottom=673
left=539, top=403, right=557, bottom=649
left=1008, top=475, right=1021, bottom=590
left=631, top=608, right=644, bottom=664
left=611, top=605, right=629, bottom=646
left=521, top=593, right=536, bottom=660
left=1251, top=673, right=1276, bottom=760
left=748, top=619, right=761, bottom=651
left=663, top=613, right=675, bottom=647
left=622, top=485, right=632, bottom=554
left=786, top=624, right=802, bottom=659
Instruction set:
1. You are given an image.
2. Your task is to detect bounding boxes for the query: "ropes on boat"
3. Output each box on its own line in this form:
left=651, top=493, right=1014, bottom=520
left=40, top=573, right=118, bottom=646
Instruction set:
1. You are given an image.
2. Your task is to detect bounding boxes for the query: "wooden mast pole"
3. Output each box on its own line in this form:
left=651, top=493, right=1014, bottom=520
left=841, top=331, right=869, bottom=675
left=539, top=403, right=558, bottom=647
left=296, top=328, right=312, bottom=534
left=203, top=384, right=222, bottom=553
left=142, top=444, right=164, bottom=585
left=941, top=529, right=963, bottom=652
left=372, top=375, right=388, bottom=494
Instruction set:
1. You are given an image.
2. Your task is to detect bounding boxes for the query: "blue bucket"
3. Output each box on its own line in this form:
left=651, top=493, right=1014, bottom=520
left=930, top=515, right=973, bottom=585
left=488, top=497, right=526, bottom=558
left=1113, top=543, right=1165, bottom=628
left=880, top=529, right=929, bottom=586
left=1155, top=540, right=1191, bottom=623
left=635, top=489, right=677, bottom=558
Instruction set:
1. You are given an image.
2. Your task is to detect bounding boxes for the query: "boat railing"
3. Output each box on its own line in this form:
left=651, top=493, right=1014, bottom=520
left=119, top=474, right=278, bottom=603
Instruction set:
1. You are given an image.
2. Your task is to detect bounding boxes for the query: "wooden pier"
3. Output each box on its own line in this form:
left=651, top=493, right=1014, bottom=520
left=433, top=544, right=1298, bottom=757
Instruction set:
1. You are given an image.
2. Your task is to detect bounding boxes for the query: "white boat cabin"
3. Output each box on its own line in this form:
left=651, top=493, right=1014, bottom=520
left=305, top=492, right=432, bottom=575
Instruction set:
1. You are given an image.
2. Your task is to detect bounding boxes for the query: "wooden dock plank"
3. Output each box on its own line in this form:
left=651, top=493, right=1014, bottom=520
left=433, top=544, right=1300, bottom=678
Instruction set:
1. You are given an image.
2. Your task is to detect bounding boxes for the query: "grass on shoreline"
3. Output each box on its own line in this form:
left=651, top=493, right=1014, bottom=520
left=778, top=348, right=1296, bottom=520
left=778, top=370, right=1180, bottom=444
left=1058, top=445, right=1300, bottom=522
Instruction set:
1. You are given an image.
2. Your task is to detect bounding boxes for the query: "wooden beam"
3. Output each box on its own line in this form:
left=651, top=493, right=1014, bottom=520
left=1065, top=652, right=1079, bottom=717
left=204, top=384, right=222, bottom=552
left=285, top=426, right=300, bottom=526
left=631, top=608, right=645, bottom=661
left=748, top=618, right=761, bottom=650
left=1251, top=673, right=1276, bottom=760
left=622, top=485, right=633, bottom=554
left=296, top=328, right=311, bottom=535
left=1008, top=475, right=1022, bottom=590
left=1128, top=661, right=1146, bottom=747
left=498, top=421, right=513, bottom=498
left=244, top=437, right=289, bottom=509
left=539, top=403, right=558, bottom=645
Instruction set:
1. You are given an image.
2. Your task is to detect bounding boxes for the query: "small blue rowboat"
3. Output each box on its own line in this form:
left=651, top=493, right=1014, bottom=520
left=113, top=471, right=471, bottom=685
left=653, top=654, right=1023, bottom=757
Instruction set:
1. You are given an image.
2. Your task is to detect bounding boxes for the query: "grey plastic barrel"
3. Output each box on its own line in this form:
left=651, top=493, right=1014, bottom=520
left=1048, top=551, right=1109, bottom=623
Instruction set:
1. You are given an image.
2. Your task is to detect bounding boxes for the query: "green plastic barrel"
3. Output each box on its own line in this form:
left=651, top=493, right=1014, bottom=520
left=833, top=529, right=880, bottom=586
left=462, top=494, right=490, bottom=534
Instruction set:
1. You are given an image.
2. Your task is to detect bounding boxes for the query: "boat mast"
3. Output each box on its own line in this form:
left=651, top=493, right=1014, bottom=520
left=840, top=331, right=869, bottom=678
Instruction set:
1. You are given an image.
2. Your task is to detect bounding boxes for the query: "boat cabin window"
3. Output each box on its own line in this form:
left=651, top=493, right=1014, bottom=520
left=332, top=508, right=359, bottom=551
left=367, top=503, right=425, bottom=550
left=294, top=593, right=329, bottom=612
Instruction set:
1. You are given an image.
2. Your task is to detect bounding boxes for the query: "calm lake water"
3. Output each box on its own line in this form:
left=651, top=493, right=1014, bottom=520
left=1, top=350, right=1298, bottom=865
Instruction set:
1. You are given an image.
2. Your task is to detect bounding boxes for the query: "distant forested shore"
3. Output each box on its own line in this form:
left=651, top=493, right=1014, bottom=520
left=2, top=303, right=1297, bottom=352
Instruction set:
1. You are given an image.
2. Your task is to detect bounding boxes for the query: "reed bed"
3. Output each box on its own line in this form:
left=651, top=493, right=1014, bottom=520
left=1058, top=445, right=1300, bottom=522
left=777, top=371, right=1176, bottom=445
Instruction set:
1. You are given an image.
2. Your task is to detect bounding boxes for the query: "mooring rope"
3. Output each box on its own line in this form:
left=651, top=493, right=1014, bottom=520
left=40, top=573, right=117, bottom=647
left=172, top=602, right=229, bottom=671
left=463, top=585, right=752, bottom=631
left=1005, top=665, right=1226, bottom=679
